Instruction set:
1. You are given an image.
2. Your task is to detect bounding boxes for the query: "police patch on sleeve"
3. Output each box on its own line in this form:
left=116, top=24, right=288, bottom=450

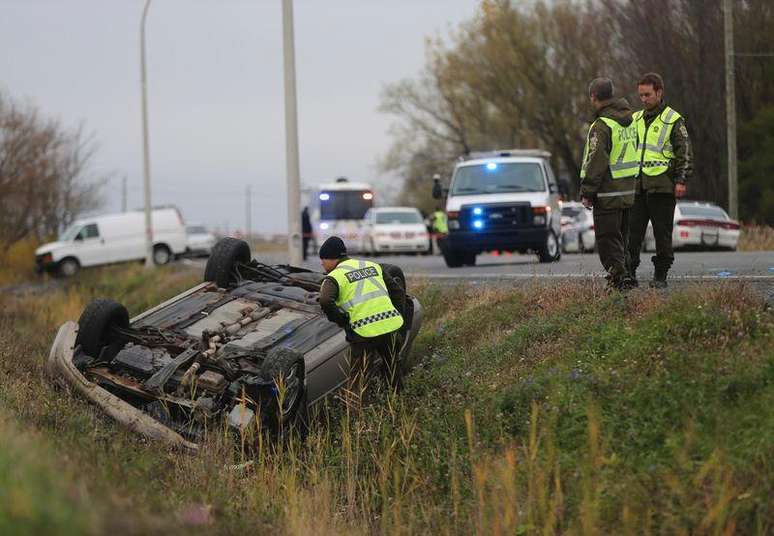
left=345, top=266, right=378, bottom=283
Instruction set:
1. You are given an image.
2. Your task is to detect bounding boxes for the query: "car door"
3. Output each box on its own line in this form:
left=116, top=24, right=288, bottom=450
left=72, top=223, right=107, bottom=266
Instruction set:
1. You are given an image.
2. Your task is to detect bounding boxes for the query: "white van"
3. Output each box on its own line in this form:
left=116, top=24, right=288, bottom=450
left=35, top=207, right=188, bottom=276
left=432, top=149, right=562, bottom=267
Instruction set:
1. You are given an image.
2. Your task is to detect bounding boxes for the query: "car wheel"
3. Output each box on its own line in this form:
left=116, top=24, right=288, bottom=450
left=152, top=244, right=172, bottom=265
left=381, top=263, right=407, bottom=293
left=442, top=249, right=464, bottom=268
left=204, top=237, right=251, bottom=288
left=76, top=299, right=130, bottom=358
left=57, top=257, right=80, bottom=277
left=261, top=349, right=306, bottom=434
left=538, top=230, right=561, bottom=263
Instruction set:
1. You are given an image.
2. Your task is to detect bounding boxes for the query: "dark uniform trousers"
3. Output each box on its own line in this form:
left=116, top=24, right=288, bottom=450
left=348, top=331, right=403, bottom=390
left=627, top=192, right=676, bottom=275
left=593, top=208, right=630, bottom=283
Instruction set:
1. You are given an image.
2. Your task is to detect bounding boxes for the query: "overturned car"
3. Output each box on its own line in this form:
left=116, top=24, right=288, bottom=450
left=47, top=238, right=422, bottom=453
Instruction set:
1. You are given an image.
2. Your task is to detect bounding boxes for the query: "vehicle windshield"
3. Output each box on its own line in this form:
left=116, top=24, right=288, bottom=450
left=450, top=162, right=545, bottom=195
left=375, top=211, right=422, bottom=224
left=187, top=225, right=208, bottom=234
left=320, top=190, right=373, bottom=220
left=679, top=205, right=728, bottom=219
left=59, top=224, right=82, bottom=242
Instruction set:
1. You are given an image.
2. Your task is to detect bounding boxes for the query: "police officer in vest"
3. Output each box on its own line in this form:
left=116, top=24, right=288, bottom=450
left=317, top=236, right=406, bottom=388
left=430, top=206, right=448, bottom=255
left=580, top=78, right=640, bottom=291
left=627, top=72, right=693, bottom=288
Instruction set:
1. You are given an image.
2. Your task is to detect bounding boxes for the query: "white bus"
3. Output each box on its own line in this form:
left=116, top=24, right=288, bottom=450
left=307, top=177, right=374, bottom=253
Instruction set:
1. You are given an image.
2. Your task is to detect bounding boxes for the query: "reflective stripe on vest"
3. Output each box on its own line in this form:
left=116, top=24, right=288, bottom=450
left=329, top=259, right=404, bottom=337
left=580, top=117, right=640, bottom=180
left=633, top=107, right=681, bottom=176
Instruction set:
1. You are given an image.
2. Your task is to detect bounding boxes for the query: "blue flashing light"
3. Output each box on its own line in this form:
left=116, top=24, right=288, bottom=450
left=319, top=193, right=330, bottom=201
left=472, top=207, right=483, bottom=216
left=473, top=220, right=484, bottom=230
left=486, top=162, right=497, bottom=171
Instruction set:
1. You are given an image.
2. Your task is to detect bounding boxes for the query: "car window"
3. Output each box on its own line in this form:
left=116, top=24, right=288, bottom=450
left=679, top=205, right=728, bottom=219
left=78, top=223, right=99, bottom=239
left=451, top=162, right=546, bottom=195
left=59, top=224, right=82, bottom=241
left=375, top=211, right=423, bottom=224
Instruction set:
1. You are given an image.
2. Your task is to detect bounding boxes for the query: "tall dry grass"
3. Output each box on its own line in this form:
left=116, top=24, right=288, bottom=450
left=738, top=225, right=774, bottom=251
left=0, top=238, right=41, bottom=286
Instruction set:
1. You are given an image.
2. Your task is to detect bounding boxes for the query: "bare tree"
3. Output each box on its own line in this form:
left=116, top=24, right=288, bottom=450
left=0, top=91, right=104, bottom=251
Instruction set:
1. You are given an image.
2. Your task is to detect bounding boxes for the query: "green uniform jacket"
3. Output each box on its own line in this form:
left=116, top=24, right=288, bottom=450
left=579, top=98, right=637, bottom=211
left=636, top=101, right=693, bottom=194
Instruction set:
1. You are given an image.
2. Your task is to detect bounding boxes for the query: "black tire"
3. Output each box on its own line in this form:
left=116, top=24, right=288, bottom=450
left=204, top=237, right=251, bottom=288
left=57, top=257, right=80, bottom=277
left=442, top=249, right=464, bottom=268
left=381, top=263, right=407, bottom=291
left=152, top=244, right=172, bottom=265
left=76, top=299, right=130, bottom=358
left=537, top=230, right=561, bottom=263
left=260, top=348, right=306, bottom=434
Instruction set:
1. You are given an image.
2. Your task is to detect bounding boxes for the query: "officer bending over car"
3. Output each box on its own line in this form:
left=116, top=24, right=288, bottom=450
left=317, top=236, right=406, bottom=391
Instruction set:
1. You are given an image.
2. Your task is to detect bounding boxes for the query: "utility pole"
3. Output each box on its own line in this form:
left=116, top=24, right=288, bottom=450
left=282, top=0, right=302, bottom=265
left=245, top=184, right=252, bottom=249
left=121, top=175, right=127, bottom=212
left=140, top=0, right=155, bottom=268
left=724, top=0, right=738, bottom=220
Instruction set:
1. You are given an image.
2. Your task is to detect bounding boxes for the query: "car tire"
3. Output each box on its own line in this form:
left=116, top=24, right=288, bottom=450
left=204, top=237, right=251, bottom=288
left=261, top=349, right=306, bottom=434
left=152, top=244, right=172, bottom=265
left=76, top=299, right=130, bottom=358
left=537, top=230, right=561, bottom=263
left=381, top=263, right=407, bottom=292
left=57, top=257, right=80, bottom=277
left=442, top=249, right=464, bottom=268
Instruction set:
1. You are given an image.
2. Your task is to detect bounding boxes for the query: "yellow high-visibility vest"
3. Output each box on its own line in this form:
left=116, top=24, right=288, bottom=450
left=632, top=106, right=682, bottom=176
left=329, top=259, right=403, bottom=338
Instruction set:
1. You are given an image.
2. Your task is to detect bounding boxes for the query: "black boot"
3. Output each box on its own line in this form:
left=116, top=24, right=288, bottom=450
left=650, top=267, right=668, bottom=289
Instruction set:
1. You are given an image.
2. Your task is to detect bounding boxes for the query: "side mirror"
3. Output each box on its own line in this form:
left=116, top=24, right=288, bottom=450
left=74, top=234, right=83, bottom=242
left=549, top=183, right=558, bottom=194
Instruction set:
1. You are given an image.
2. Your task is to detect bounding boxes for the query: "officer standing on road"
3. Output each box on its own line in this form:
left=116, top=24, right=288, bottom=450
left=430, top=206, right=448, bottom=256
left=301, top=206, right=314, bottom=261
left=579, top=78, right=640, bottom=291
left=627, top=73, right=693, bottom=288
left=317, top=236, right=406, bottom=389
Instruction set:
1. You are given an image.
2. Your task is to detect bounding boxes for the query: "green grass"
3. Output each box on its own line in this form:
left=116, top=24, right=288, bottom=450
left=0, top=266, right=772, bottom=534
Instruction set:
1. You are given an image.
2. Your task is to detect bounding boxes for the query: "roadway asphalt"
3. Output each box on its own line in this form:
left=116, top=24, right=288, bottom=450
left=237, top=249, right=774, bottom=283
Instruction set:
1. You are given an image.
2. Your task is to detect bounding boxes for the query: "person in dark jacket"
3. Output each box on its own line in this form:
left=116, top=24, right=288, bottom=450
left=627, top=73, right=693, bottom=288
left=317, top=236, right=406, bottom=390
left=301, top=207, right=314, bottom=261
left=579, top=78, right=640, bottom=290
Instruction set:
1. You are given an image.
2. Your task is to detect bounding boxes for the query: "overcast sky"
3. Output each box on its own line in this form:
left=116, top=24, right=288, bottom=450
left=1, top=0, right=479, bottom=234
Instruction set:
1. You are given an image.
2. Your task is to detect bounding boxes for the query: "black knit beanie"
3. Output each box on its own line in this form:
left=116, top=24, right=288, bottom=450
left=319, top=236, right=347, bottom=259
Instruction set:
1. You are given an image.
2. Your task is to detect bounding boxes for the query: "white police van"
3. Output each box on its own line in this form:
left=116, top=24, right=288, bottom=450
left=433, top=149, right=562, bottom=267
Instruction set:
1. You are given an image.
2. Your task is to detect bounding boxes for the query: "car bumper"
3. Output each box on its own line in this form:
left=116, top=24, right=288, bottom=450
left=373, top=240, right=429, bottom=253
left=674, top=227, right=740, bottom=249
left=35, top=255, right=58, bottom=274
left=447, top=227, right=549, bottom=253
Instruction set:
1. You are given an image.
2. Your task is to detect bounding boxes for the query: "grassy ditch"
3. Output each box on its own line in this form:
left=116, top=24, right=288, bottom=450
left=0, top=266, right=772, bottom=534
